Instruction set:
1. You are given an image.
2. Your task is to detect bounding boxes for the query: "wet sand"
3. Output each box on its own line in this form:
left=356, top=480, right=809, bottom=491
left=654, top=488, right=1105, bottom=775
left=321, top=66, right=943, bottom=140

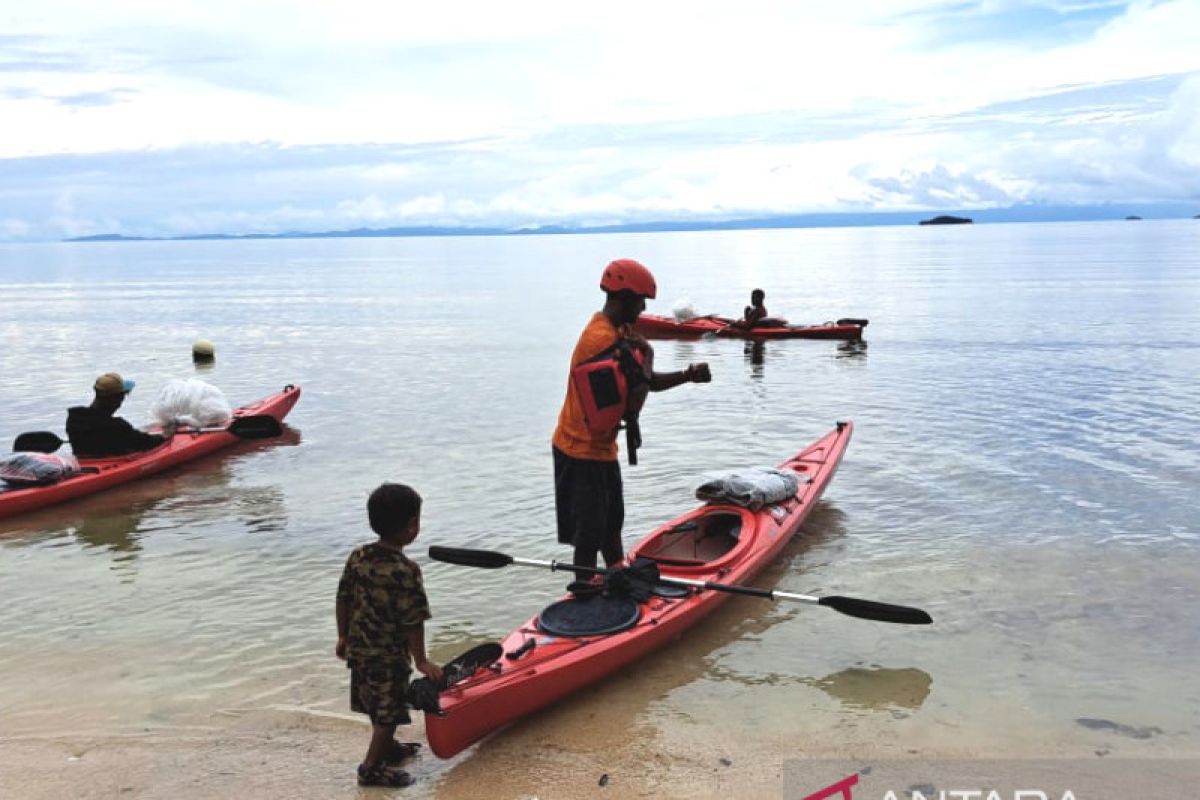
left=3, top=700, right=1192, bottom=800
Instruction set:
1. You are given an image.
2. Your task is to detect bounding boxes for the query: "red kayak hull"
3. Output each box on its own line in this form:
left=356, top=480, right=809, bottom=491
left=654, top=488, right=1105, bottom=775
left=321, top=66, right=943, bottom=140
left=0, top=384, right=301, bottom=520
left=635, top=314, right=865, bottom=340
left=425, top=420, right=852, bottom=758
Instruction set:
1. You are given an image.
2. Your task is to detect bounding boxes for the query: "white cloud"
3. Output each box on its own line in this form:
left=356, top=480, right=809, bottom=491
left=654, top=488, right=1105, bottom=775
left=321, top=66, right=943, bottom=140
left=0, top=218, right=32, bottom=241
left=1, top=1, right=1199, bottom=238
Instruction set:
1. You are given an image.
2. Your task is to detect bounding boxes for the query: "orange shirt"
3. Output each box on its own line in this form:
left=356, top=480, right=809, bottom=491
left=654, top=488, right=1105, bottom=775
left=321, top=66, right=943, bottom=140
left=552, top=312, right=620, bottom=461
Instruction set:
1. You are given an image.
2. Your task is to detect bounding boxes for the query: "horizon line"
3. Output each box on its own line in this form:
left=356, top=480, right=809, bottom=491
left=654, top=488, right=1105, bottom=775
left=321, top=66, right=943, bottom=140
left=60, top=205, right=1200, bottom=243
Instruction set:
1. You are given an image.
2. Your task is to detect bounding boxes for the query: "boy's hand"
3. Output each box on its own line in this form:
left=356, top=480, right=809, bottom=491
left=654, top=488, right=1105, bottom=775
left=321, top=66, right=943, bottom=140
left=335, top=637, right=347, bottom=661
left=417, top=659, right=444, bottom=685
left=685, top=362, right=712, bottom=383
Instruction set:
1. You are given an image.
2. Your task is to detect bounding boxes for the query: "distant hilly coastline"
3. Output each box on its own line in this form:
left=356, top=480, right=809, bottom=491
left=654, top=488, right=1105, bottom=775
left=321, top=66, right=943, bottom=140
left=64, top=205, right=1200, bottom=242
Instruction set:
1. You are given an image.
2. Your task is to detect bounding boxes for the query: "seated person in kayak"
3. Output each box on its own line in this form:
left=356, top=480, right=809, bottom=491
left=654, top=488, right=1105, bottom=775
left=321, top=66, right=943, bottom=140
left=736, top=288, right=768, bottom=328
left=336, top=483, right=444, bottom=788
left=66, top=372, right=174, bottom=458
left=734, top=288, right=786, bottom=328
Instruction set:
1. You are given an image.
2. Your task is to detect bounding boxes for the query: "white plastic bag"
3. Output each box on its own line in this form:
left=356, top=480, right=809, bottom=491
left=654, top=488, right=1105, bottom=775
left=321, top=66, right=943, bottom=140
left=672, top=298, right=698, bottom=322
left=150, top=378, right=233, bottom=428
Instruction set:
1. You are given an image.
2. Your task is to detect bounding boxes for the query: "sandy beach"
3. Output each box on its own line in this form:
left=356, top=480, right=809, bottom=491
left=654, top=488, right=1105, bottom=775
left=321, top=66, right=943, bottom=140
left=4, top=698, right=1194, bottom=800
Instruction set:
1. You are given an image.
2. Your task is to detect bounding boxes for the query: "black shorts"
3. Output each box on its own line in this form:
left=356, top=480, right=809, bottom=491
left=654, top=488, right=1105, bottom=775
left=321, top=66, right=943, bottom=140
left=553, top=446, right=624, bottom=551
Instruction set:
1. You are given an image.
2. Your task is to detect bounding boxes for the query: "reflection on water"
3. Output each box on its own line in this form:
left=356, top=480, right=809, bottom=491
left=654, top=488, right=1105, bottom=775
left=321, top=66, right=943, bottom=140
left=57, top=457, right=289, bottom=579
left=744, top=340, right=766, bottom=378
left=663, top=338, right=702, bottom=364
left=705, top=660, right=932, bottom=711
left=1, top=425, right=301, bottom=558
left=73, top=508, right=146, bottom=569
left=801, top=666, right=932, bottom=711
left=430, top=620, right=504, bottom=662
left=835, top=340, right=868, bottom=360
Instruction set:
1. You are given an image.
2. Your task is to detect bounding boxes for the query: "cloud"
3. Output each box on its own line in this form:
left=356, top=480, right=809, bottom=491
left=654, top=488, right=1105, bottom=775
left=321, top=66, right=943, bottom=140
left=897, top=0, right=1132, bottom=48
left=0, top=35, right=90, bottom=73
left=54, top=88, right=139, bottom=108
left=0, top=217, right=32, bottom=241
left=859, top=164, right=1025, bottom=207
left=0, top=1, right=1198, bottom=238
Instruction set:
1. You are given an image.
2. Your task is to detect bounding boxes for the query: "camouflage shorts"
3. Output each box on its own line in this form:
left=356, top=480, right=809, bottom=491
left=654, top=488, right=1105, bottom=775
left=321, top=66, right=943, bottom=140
left=349, top=660, right=412, bottom=726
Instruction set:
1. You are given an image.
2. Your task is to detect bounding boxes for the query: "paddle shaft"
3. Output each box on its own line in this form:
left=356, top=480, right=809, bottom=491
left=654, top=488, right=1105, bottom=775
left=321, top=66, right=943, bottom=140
left=13, top=415, right=281, bottom=453
left=513, top=556, right=822, bottom=605
left=441, top=547, right=931, bottom=624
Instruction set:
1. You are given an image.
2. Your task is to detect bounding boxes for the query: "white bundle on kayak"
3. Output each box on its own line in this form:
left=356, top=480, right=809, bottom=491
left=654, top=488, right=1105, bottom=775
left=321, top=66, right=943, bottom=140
left=150, top=378, right=232, bottom=428
left=0, top=453, right=81, bottom=486
left=695, top=467, right=799, bottom=510
left=672, top=298, right=698, bottom=322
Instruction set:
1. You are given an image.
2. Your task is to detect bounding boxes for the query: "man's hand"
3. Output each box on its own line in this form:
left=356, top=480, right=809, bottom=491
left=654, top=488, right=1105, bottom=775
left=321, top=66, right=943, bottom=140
left=684, top=363, right=712, bottom=383
left=417, top=659, right=444, bottom=685
left=335, top=637, right=348, bottom=661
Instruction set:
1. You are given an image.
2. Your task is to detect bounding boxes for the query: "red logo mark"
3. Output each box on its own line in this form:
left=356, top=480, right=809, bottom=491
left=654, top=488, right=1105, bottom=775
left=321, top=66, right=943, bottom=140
left=802, top=773, right=859, bottom=800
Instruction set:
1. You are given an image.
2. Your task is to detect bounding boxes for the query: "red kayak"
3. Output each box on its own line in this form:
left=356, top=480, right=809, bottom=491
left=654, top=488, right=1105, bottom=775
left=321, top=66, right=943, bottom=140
left=425, top=421, right=852, bottom=758
left=0, top=384, right=301, bottom=521
left=635, top=314, right=867, bottom=340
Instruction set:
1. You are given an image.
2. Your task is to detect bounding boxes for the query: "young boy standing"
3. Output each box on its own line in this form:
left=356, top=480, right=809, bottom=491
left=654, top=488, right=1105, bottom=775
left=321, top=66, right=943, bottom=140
left=336, top=483, right=444, bottom=787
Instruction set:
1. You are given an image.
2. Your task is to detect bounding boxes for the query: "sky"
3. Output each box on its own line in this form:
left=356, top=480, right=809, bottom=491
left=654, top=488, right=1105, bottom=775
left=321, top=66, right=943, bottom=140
left=1, top=0, right=1199, bottom=241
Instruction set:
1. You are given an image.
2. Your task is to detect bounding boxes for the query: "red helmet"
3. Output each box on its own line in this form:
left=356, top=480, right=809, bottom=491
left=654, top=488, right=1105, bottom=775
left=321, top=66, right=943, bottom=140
left=600, top=258, right=657, bottom=299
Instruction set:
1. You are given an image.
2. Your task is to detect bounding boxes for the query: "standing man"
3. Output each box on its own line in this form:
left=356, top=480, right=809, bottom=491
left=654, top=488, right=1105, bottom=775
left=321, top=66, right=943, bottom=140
left=552, top=259, right=712, bottom=578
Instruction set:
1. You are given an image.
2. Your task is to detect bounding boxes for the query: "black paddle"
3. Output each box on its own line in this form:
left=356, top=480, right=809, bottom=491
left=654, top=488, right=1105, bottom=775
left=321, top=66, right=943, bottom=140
left=428, top=545, right=932, bottom=625
left=12, top=415, right=284, bottom=454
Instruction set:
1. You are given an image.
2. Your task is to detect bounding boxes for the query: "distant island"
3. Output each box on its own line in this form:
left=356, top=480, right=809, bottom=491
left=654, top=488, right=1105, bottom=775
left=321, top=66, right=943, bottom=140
left=1125, top=215, right=1142, bottom=220
left=919, top=215, right=973, bottom=225
left=69, top=233, right=152, bottom=242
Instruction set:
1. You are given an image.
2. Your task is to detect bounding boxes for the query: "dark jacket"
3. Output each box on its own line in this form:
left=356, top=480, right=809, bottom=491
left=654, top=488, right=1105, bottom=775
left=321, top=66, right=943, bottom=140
left=66, top=406, right=166, bottom=458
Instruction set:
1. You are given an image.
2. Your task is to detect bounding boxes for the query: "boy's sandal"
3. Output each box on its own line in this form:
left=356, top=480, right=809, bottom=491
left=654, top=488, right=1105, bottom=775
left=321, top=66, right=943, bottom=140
left=357, top=763, right=414, bottom=788
left=384, top=740, right=422, bottom=764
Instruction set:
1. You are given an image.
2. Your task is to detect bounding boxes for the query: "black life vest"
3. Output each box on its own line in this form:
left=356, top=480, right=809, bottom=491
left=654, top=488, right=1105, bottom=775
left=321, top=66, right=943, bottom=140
left=570, top=339, right=648, bottom=433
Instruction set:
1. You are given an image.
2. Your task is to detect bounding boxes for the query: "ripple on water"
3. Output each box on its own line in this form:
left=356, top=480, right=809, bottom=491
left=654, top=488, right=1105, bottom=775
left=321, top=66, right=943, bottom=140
left=0, top=226, right=1198, bottom=755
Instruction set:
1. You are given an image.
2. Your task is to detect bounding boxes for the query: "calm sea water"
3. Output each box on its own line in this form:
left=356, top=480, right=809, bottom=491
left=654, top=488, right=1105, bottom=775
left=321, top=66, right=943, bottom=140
left=1, top=222, right=1198, bottom=785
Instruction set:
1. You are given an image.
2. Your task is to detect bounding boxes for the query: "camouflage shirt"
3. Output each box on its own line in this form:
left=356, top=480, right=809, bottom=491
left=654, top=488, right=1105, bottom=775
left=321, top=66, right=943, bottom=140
left=337, top=543, right=431, bottom=667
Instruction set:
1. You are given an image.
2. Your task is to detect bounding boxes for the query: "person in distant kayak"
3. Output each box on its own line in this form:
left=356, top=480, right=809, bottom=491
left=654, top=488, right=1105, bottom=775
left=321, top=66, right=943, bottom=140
left=65, top=372, right=174, bottom=458
left=738, top=288, right=768, bottom=328
left=336, top=482, right=444, bottom=788
left=553, top=258, right=712, bottom=580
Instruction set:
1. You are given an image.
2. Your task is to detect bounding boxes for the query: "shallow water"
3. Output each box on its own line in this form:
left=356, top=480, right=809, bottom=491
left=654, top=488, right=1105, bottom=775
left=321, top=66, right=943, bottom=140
left=1, top=222, right=1198, bottom=794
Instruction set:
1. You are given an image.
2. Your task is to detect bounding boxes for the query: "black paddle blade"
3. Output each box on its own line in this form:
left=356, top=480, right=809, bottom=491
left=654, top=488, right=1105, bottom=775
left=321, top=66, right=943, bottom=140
left=12, top=432, right=65, bottom=453
left=227, top=415, right=283, bottom=439
left=820, top=596, right=933, bottom=625
left=428, top=545, right=514, bottom=569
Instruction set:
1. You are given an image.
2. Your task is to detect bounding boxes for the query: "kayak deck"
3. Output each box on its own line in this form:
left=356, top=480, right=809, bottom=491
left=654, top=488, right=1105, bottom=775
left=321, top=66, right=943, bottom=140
left=635, top=314, right=867, bottom=340
left=425, top=420, right=852, bottom=759
left=0, top=384, right=301, bottom=521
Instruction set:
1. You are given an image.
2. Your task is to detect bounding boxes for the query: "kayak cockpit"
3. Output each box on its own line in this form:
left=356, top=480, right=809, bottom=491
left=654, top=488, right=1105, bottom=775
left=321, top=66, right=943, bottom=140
left=631, top=509, right=752, bottom=571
